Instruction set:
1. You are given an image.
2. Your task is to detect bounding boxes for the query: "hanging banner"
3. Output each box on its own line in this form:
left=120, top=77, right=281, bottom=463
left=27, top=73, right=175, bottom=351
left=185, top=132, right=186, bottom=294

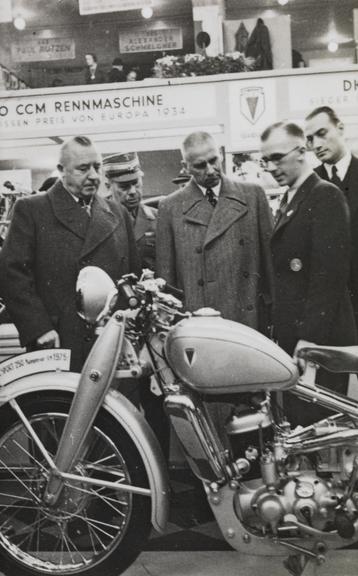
left=79, top=0, right=150, bottom=15
left=11, top=38, right=76, bottom=63
left=0, top=84, right=216, bottom=138
left=228, top=78, right=277, bottom=151
left=289, top=71, right=358, bottom=114
left=119, top=28, right=183, bottom=53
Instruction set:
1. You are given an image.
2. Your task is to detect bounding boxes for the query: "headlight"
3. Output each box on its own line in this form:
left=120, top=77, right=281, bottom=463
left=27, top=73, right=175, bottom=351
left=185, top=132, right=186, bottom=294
left=76, top=266, right=118, bottom=324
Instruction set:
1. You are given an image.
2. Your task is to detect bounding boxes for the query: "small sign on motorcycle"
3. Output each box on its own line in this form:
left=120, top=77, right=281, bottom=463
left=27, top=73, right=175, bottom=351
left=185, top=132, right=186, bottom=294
left=0, top=349, right=71, bottom=386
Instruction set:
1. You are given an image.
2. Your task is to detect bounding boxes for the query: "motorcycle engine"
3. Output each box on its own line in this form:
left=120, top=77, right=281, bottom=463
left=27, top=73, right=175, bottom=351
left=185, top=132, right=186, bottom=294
left=230, top=423, right=358, bottom=538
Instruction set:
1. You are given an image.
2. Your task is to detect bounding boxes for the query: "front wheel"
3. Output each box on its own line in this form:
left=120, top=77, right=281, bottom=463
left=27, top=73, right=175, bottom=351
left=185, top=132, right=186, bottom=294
left=0, top=392, right=151, bottom=576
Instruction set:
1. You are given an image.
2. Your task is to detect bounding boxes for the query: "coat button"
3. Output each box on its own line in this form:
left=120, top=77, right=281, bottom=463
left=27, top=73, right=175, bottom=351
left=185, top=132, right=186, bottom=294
left=84, top=336, right=93, bottom=342
left=247, top=304, right=254, bottom=311
left=239, top=238, right=245, bottom=246
left=243, top=271, right=249, bottom=278
left=197, top=278, right=205, bottom=287
left=195, top=246, right=203, bottom=254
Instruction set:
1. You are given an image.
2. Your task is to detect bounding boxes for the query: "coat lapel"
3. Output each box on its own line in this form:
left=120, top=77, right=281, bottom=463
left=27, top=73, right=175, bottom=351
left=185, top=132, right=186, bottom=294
left=48, top=182, right=89, bottom=239
left=204, top=176, right=248, bottom=247
left=182, top=182, right=214, bottom=227
left=272, top=173, right=318, bottom=236
left=80, top=196, right=119, bottom=257
left=134, top=204, right=155, bottom=241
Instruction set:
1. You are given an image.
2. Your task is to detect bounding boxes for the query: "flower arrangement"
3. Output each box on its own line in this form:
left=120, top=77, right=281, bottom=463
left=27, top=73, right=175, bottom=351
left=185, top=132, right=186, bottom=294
left=154, top=52, right=254, bottom=78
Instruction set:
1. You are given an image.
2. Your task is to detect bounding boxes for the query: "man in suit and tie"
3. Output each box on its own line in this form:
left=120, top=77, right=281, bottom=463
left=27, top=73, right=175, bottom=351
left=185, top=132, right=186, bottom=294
left=103, top=152, right=157, bottom=270
left=305, top=106, right=358, bottom=328
left=0, top=136, right=139, bottom=372
left=156, top=130, right=274, bottom=331
left=261, top=121, right=356, bottom=426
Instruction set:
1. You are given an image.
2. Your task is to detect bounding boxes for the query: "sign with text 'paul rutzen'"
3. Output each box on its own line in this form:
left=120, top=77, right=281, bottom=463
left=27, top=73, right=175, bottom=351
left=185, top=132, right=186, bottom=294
left=11, top=38, right=75, bottom=63
left=79, top=0, right=150, bottom=15
left=0, top=85, right=216, bottom=138
left=119, top=28, right=182, bottom=53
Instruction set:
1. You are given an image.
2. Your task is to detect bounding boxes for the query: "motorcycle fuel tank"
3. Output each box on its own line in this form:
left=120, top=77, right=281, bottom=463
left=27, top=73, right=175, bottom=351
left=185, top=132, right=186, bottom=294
left=165, top=311, right=298, bottom=394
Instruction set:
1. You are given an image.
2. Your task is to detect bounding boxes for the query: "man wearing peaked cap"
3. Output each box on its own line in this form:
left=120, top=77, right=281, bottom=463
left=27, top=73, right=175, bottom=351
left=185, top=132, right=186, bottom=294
left=103, top=152, right=157, bottom=270
left=103, top=151, right=168, bottom=455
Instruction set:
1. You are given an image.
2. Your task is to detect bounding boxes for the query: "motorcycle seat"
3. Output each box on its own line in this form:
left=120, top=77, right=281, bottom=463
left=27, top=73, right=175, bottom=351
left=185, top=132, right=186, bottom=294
left=297, top=345, right=358, bottom=373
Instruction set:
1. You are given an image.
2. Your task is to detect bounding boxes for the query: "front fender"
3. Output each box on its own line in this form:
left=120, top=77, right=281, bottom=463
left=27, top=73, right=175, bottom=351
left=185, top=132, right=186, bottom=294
left=0, top=371, right=169, bottom=533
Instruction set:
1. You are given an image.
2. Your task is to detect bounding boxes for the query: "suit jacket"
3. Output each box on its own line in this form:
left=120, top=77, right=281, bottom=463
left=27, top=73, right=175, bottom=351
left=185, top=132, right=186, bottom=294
left=0, top=181, right=140, bottom=371
left=106, top=197, right=157, bottom=271
left=271, top=172, right=356, bottom=355
left=134, top=203, right=157, bottom=270
left=315, top=155, right=358, bottom=323
left=156, top=176, right=274, bottom=332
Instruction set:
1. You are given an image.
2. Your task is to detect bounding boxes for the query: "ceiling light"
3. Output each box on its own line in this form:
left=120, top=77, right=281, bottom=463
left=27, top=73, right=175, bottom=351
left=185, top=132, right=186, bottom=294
left=328, top=40, right=339, bottom=53
left=278, top=0, right=289, bottom=5
left=13, top=16, right=26, bottom=30
left=141, top=6, right=153, bottom=19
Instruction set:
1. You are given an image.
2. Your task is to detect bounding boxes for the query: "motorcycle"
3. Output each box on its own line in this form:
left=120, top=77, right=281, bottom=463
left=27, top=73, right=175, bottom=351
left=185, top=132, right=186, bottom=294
left=0, top=266, right=357, bottom=576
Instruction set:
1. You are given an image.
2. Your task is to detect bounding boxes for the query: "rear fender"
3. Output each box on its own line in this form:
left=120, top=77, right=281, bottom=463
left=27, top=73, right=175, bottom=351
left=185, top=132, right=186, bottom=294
left=0, top=371, right=169, bottom=533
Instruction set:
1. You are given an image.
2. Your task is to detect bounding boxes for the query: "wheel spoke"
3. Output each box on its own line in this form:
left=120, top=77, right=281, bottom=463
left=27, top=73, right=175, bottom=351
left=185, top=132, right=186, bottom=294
left=0, top=406, right=143, bottom=573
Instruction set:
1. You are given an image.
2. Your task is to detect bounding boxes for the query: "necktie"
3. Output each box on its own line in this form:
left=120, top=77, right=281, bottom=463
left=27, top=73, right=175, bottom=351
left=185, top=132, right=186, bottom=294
left=206, top=188, right=217, bottom=208
left=274, top=191, right=288, bottom=226
left=330, top=165, right=342, bottom=189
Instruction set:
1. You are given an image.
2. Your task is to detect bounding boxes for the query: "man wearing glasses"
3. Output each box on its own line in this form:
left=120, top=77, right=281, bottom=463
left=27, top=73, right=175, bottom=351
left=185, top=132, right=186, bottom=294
left=261, top=121, right=356, bottom=426
left=156, top=130, right=274, bottom=333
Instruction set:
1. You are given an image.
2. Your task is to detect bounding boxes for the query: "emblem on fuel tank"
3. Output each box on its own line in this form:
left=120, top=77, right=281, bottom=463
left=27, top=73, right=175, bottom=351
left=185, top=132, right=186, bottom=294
left=184, top=348, right=196, bottom=366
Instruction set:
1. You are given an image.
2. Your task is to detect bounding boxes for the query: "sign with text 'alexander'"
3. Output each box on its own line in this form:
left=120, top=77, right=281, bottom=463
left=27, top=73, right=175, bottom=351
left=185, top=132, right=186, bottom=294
left=119, top=28, right=183, bottom=53
left=0, top=84, right=216, bottom=138
left=79, top=0, right=150, bottom=15
left=11, top=38, right=75, bottom=63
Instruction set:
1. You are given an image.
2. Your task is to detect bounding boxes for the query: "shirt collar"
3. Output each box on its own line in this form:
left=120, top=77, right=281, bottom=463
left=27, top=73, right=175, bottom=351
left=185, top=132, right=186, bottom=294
left=196, top=182, right=221, bottom=197
left=324, top=152, right=351, bottom=181
left=63, top=185, right=94, bottom=207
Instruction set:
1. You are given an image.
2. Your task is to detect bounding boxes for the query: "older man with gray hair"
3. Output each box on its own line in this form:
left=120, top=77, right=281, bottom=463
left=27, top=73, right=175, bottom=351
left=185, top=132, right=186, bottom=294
left=0, top=135, right=139, bottom=372
left=156, top=130, right=274, bottom=332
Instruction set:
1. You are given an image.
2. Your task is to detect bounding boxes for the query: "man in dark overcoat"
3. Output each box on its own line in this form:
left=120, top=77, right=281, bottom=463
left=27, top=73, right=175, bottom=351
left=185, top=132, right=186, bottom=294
left=156, top=131, right=274, bottom=333
left=261, top=121, right=356, bottom=426
left=103, top=152, right=157, bottom=270
left=0, top=136, right=139, bottom=372
left=305, top=106, right=358, bottom=329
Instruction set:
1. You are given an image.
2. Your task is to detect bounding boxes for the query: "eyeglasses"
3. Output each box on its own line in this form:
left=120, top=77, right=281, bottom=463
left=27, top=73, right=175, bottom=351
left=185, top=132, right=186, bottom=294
left=261, top=146, right=300, bottom=168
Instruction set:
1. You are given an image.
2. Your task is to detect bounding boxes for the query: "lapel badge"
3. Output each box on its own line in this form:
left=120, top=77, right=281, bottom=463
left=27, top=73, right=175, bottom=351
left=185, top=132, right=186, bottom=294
left=290, top=258, right=303, bottom=272
left=184, top=348, right=196, bottom=366
left=286, top=209, right=294, bottom=217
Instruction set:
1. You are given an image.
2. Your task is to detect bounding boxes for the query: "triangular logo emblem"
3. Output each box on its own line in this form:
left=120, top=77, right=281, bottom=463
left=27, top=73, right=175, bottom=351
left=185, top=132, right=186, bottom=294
left=184, top=348, right=196, bottom=366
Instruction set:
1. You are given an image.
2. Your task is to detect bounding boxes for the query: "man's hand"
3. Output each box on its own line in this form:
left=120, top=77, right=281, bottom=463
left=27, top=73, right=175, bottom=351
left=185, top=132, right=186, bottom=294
left=36, top=330, right=60, bottom=349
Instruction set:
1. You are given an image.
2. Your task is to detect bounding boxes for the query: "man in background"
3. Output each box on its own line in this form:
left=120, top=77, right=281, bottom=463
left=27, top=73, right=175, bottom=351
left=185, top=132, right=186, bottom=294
left=107, top=57, right=126, bottom=83
left=261, top=121, right=356, bottom=426
left=305, top=106, right=358, bottom=328
left=103, top=152, right=157, bottom=270
left=0, top=136, right=139, bottom=372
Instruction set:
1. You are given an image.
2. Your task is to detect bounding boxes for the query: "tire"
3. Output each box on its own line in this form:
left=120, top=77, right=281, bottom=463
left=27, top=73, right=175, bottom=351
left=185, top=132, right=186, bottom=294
left=0, top=391, right=152, bottom=576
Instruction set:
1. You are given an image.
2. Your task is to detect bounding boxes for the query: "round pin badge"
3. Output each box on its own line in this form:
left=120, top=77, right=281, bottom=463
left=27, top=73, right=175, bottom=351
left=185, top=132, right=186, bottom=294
left=290, top=258, right=303, bottom=272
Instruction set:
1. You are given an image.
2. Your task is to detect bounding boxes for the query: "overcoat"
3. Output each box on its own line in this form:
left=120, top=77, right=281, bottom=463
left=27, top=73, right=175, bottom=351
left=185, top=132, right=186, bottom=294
left=0, top=181, right=140, bottom=371
left=271, top=172, right=356, bottom=356
left=156, top=176, right=274, bottom=331
left=315, top=155, right=358, bottom=326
